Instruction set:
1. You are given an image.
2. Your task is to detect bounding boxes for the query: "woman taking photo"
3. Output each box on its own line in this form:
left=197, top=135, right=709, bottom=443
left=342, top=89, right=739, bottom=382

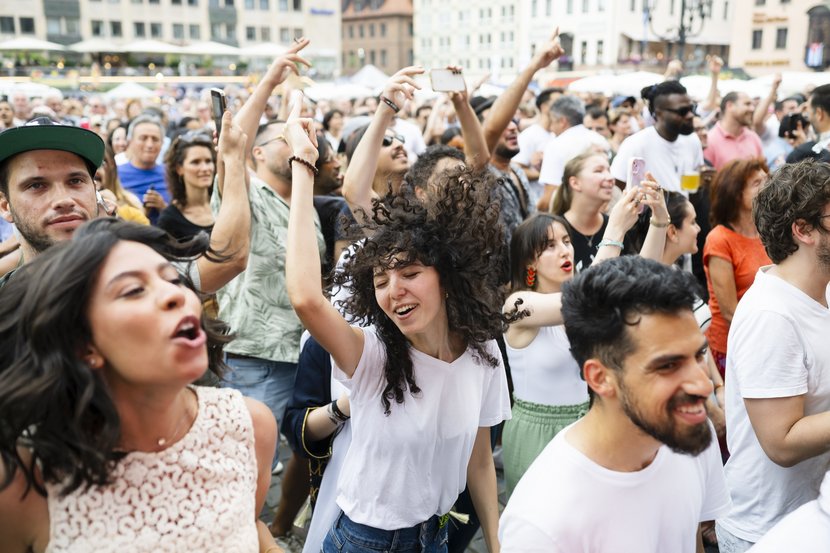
left=0, top=219, right=280, bottom=553
left=158, top=131, right=217, bottom=241
left=95, top=147, right=149, bottom=225
left=285, top=94, right=509, bottom=553
left=703, top=157, right=771, bottom=374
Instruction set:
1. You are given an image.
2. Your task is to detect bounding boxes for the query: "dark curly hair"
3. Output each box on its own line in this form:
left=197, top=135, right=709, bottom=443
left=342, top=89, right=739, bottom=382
left=331, top=170, right=510, bottom=414
left=0, top=218, right=232, bottom=498
left=164, top=131, right=216, bottom=209
left=754, top=159, right=830, bottom=263
left=401, top=144, right=465, bottom=197
left=562, top=256, right=700, bottom=403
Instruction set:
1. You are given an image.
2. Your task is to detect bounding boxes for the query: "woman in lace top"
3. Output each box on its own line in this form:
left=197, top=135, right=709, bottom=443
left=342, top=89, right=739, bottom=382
left=0, top=219, right=280, bottom=553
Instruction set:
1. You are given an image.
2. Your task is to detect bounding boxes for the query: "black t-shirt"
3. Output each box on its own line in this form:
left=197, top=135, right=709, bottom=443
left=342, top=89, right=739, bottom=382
left=157, top=204, right=214, bottom=242
left=568, top=214, right=609, bottom=274
left=313, top=195, right=355, bottom=274
left=786, top=141, right=830, bottom=164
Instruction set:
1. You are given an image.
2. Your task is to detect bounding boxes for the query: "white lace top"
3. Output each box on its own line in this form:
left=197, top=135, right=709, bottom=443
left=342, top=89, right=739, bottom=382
left=45, top=386, right=260, bottom=553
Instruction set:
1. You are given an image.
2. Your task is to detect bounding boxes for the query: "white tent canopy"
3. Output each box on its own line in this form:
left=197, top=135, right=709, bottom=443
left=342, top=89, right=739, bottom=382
left=747, top=71, right=830, bottom=98
left=349, top=64, right=389, bottom=89
left=0, top=37, right=66, bottom=51
left=304, top=82, right=374, bottom=101
left=238, top=42, right=287, bottom=58
left=104, top=82, right=156, bottom=100
left=680, top=75, right=767, bottom=101
left=0, top=82, right=62, bottom=98
left=180, top=41, right=240, bottom=56
left=568, top=71, right=663, bottom=97
left=68, top=38, right=121, bottom=53
left=120, top=39, right=183, bottom=54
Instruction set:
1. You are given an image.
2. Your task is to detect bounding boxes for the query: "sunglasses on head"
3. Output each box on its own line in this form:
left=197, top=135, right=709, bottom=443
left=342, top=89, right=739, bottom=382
left=662, top=104, right=698, bottom=117
left=177, top=130, right=213, bottom=144
left=382, top=133, right=405, bottom=147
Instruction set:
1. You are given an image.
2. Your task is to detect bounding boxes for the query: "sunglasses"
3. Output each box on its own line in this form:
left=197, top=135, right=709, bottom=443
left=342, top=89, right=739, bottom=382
left=177, top=130, right=213, bottom=144
left=662, top=104, right=698, bottom=117
left=256, top=134, right=286, bottom=148
left=382, top=133, right=405, bottom=147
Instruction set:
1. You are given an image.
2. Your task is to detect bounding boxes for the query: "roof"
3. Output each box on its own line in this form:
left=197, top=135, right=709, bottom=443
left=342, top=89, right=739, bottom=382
left=342, top=0, right=413, bottom=20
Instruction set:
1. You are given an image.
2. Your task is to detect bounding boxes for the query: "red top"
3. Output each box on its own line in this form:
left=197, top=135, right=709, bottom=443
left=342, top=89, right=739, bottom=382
left=703, top=224, right=771, bottom=354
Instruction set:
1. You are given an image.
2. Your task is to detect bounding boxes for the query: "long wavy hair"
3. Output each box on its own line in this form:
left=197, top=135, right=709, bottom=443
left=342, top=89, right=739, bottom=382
left=164, top=132, right=216, bottom=209
left=332, top=169, right=510, bottom=414
left=0, top=219, right=232, bottom=497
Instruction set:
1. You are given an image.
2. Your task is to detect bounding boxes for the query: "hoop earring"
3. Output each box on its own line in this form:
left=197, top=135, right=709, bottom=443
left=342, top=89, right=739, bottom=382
left=525, top=266, right=536, bottom=288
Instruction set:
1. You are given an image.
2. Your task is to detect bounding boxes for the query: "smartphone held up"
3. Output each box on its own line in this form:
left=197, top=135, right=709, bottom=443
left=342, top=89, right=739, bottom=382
left=430, top=69, right=466, bottom=93
left=210, top=88, right=226, bottom=137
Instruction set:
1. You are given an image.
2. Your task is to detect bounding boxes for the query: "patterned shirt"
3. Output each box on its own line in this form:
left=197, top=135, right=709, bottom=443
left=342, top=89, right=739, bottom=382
left=211, top=174, right=325, bottom=363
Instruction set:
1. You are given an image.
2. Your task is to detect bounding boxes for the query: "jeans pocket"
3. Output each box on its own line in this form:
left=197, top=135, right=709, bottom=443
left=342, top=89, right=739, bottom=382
left=224, top=358, right=271, bottom=388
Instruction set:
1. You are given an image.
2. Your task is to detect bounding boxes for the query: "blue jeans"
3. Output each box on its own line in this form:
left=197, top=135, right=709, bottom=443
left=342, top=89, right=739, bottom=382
left=323, top=511, right=448, bottom=553
left=223, top=354, right=297, bottom=465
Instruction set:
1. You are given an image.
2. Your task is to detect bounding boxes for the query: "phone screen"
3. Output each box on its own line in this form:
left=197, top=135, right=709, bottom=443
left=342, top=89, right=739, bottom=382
left=210, top=88, right=226, bottom=137
left=626, top=157, right=646, bottom=214
left=430, top=69, right=466, bottom=93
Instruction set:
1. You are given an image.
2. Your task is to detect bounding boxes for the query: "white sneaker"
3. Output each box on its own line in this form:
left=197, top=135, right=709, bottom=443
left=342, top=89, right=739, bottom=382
left=272, top=461, right=285, bottom=475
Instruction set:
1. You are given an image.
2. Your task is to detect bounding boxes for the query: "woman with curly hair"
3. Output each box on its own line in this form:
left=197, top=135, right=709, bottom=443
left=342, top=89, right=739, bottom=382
left=157, top=131, right=217, bottom=241
left=703, top=157, right=771, bottom=374
left=0, top=218, right=280, bottom=552
left=285, top=95, right=510, bottom=553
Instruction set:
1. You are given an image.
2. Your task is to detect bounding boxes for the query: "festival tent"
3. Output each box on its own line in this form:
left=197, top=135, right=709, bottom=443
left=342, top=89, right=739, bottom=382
left=68, top=38, right=121, bottom=54
left=0, top=37, right=66, bottom=52
left=748, top=71, right=830, bottom=98
left=120, top=39, right=183, bottom=54
left=180, top=41, right=240, bottom=56
left=304, top=82, right=374, bottom=101
left=104, top=82, right=156, bottom=100
left=349, top=64, right=389, bottom=89
left=568, top=71, right=663, bottom=97
left=238, top=42, right=287, bottom=58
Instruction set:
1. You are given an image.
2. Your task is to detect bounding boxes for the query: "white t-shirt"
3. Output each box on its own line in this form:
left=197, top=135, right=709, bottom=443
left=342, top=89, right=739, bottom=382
left=720, top=267, right=830, bottom=542
left=514, top=123, right=553, bottom=167
left=333, top=327, right=511, bottom=530
left=505, top=325, right=588, bottom=406
left=748, top=471, right=830, bottom=552
left=538, top=125, right=610, bottom=186
left=499, top=423, right=730, bottom=553
left=609, top=126, right=704, bottom=193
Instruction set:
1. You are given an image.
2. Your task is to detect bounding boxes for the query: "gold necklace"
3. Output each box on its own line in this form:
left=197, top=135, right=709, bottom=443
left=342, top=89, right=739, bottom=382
left=156, top=392, right=195, bottom=449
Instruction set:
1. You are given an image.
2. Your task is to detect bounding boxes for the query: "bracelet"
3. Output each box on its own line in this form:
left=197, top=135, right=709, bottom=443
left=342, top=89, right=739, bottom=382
left=326, top=402, right=346, bottom=426
left=288, top=155, right=319, bottom=176
left=331, top=399, right=350, bottom=422
left=596, top=239, right=624, bottom=249
left=380, top=95, right=400, bottom=113
left=650, top=217, right=670, bottom=228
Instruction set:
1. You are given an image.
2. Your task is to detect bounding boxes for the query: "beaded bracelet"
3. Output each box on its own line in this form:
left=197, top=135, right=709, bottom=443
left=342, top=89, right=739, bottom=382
left=288, top=155, right=319, bottom=176
left=650, top=217, right=670, bottom=228
left=596, top=239, right=624, bottom=249
left=380, top=95, right=401, bottom=113
left=331, top=399, right=350, bottom=422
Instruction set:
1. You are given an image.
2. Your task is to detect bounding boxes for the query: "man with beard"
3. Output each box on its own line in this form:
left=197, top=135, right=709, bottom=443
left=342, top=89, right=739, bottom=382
left=499, top=256, right=730, bottom=553
left=704, top=91, right=763, bottom=170
left=611, top=81, right=704, bottom=193
left=715, top=159, right=830, bottom=551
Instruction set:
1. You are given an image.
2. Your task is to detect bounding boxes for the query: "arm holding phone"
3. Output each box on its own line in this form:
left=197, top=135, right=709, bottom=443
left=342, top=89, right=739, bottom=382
left=439, top=67, right=491, bottom=171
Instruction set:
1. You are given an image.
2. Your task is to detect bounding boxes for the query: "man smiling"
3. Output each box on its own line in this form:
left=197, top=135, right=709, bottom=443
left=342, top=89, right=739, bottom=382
left=500, top=256, right=730, bottom=553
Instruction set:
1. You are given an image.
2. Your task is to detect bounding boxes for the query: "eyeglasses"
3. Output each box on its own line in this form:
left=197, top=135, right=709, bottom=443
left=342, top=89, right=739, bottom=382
left=662, top=104, right=698, bottom=117
left=382, top=133, right=405, bottom=147
left=256, top=134, right=286, bottom=148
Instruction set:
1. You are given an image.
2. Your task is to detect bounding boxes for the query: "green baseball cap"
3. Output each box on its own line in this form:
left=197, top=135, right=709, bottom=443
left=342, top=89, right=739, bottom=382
left=0, top=117, right=105, bottom=172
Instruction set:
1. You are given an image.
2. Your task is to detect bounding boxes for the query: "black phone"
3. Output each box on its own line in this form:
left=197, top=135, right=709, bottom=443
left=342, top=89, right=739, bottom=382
left=210, top=88, right=226, bottom=137
left=778, top=112, right=810, bottom=139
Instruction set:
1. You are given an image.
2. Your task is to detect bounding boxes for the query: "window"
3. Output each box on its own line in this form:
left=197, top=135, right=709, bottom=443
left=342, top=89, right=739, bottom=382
left=225, top=0, right=234, bottom=5
left=598, top=0, right=605, bottom=11
left=348, top=25, right=353, bottom=39
left=260, top=0, right=269, bottom=8
left=546, top=0, right=552, bottom=16
left=47, top=17, right=61, bottom=35
left=131, top=0, right=142, bottom=3
left=408, top=22, right=413, bottom=36
left=580, top=40, right=588, bottom=62
left=369, top=50, right=376, bottom=64
left=172, top=0, right=182, bottom=4
left=280, top=27, right=290, bottom=42
left=775, top=27, right=787, bottom=49
left=279, top=0, right=287, bottom=9
left=582, top=0, right=589, bottom=12
left=359, top=25, right=364, bottom=38
left=751, top=29, right=763, bottom=49
left=173, top=23, right=184, bottom=39
left=211, top=23, right=222, bottom=39
left=293, top=0, right=301, bottom=9
left=754, top=0, right=765, bottom=4
left=245, top=0, right=254, bottom=7
left=149, top=0, right=160, bottom=4
left=630, top=0, right=636, bottom=11
left=670, top=0, right=675, bottom=14
left=91, top=19, right=104, bottom=36
left=1, top=17, right=16, bottom=34
left=369, top=23, right=374, bottom=37
left=189, top=24, right=200, bottom=39
left=66, top=17, right=80, bottom=35
left=380, top=49, right=387, bottom=67
left=246, top=26, right=256, bottom=40
left=723, top=1, right=729, bottom=19
left=293, top=28, right=302, bottom=39
left=226, top=23, right=236, bottom=39
left=532, top=0, right=538, bottom=16
left=150, top=22, right=162, bottom=38
left=261, top=26, right=270, bottom=40
left=188, top=0, right=198, bottom=5
left=380, top=22, right=386, bottom=36
left=20, top=17, right=35, bottom=34
left=566, top=0, right=573, bottom=13
left=597, top=39, right=604, bottom=61
left=111, top=21, right=123, bottom=36
left=134, top=22, right=146, bottom=37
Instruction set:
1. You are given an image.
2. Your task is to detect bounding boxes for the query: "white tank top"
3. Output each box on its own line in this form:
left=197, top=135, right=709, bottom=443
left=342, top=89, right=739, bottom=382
left=45, top=386, right=259, bottom=553
left=506, top=325, right=589, bottom=406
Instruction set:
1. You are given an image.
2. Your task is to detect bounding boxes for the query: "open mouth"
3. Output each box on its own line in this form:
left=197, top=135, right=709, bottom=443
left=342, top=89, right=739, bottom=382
left=673, top=401, right=707, bottom=424
left=394, top=304, right=416, bottom=317
left=561, top=261, right=573, bottom=272
left=172, top=316, right=201, bottom=340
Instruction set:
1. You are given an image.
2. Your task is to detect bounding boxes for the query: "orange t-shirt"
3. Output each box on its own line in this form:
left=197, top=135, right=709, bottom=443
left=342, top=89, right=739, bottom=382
left=703, top=224, right=771, bottom=355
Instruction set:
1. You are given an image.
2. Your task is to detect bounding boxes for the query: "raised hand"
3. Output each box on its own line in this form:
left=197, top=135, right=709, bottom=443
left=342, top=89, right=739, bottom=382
left=266, top=37, right=312, bottom=87
left=380, top=66, right=424, bottom=112
left=639, top=172, right=669, bottom=223
left=707, top=55, right=723, bottom=75
left=531, top=27, right=565, bottom=71
left=283, top=91, right=319, bottom=165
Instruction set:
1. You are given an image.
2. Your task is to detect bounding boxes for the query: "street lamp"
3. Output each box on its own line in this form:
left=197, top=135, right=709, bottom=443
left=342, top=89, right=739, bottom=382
left=644, top=0, right=713, bottom=61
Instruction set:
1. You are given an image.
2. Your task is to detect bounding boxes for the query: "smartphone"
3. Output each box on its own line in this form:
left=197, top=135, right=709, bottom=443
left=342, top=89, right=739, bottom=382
left=430, top=69, right=466, bottom=93
left=210, top=88, right=226, bottom=137
left=626, top=157, right=646, bottom=214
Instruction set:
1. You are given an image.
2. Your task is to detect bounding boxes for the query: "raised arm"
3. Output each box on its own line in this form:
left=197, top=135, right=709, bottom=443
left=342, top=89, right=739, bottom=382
left=635, top=174, right=669, bottom=261
left=341, top=67, right=423, bottom=220
left=753, top=73, right=781, bottom=136
left=197, top=110, right=250, bottom=293
left=503, top=291, right=563, bottom=348
left=483, top=27, right=564, bottom=155
left=222, top=39, right=311, bottom=195
left=702, top=56, right=723, bottom=114
left=284, top=96, right=364, bottom=376
left=448, top=67, right=490, bottom=170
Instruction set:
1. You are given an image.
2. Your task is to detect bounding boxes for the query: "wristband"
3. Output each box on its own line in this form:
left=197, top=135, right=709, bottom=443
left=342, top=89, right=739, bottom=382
left=288, top=155, right=319, bottom=176
left=330, top=399, right=350, bottom=422
left=596, top=239, right=624, bottom=249
left=325, top=402, right=344, bottom=426
left=380, top=95, right=401, bottom=113
left=650, top=217, right=670, bottom=228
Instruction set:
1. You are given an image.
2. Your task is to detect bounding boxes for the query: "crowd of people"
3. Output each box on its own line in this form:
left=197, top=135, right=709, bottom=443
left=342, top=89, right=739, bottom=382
left=0, top=31, right=829, bottom=553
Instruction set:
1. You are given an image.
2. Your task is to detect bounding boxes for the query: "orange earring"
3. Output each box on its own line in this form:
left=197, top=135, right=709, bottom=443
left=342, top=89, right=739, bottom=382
left=526, top=266, right=536, bottom=288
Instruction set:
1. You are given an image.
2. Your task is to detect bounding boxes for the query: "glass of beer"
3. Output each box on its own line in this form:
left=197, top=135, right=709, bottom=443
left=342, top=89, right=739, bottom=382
left=681, top=171, right=700, bottom=193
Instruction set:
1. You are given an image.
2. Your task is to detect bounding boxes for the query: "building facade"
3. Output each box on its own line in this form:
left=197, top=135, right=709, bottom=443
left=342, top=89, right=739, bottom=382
left=341, top=0, right=413, bottom=75
left=729, top=0, right=830, bottom=75
left=0, top=0, right=341, bottom=76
